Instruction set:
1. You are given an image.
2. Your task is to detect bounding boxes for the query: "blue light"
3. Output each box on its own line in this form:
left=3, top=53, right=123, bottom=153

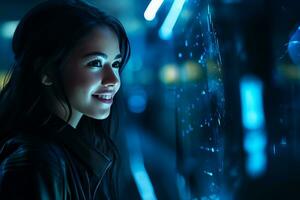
left=240, top=76, right=267, bottom=178
left=244, top=130, right=267, bottom=177
left=203, top=170, right=213, bottom=176
left=159, top=0, right=186, bottom=40
left=288, top=28, right=300, bottom=65
left=128, top=90, right=147, bottom=113
left=244, top=130, right=267, bottom=153
left=280, top=137, right=287, bottom=145
left=144, top=0, right=165, bottom=21
left=126, top=129, right=157, bottom=200
left=131, top=162, right=157, bottom=200
left=0, top=21, right=19, bottom=39
left=221, top=0, right=241, bottom=3
left=240, top=76, right=265, bottom=130
left=246, top=149, right=267, bottom=177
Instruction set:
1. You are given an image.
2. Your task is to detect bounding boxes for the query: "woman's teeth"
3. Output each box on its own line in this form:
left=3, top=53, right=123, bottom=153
left=99, top=95, right=111, bottom=100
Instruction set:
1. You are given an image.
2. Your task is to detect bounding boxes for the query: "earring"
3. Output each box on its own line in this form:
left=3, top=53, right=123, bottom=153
left=41, top=75, right=53, bottom=86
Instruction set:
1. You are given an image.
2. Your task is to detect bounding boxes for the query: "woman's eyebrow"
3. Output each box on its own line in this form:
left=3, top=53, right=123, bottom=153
left=83, top=52, right=122, bottom=59
left=114, top=54, right=122, bottom=59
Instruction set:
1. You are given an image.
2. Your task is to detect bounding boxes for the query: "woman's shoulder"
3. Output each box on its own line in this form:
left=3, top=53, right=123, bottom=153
left=0, top=132, right=67, bottom=175
left=0, top=132, right=68, bottom=199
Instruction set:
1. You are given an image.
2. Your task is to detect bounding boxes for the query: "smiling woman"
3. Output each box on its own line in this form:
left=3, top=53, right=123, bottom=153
left=56, top=26, right=123, bottom=127
left=0, top=0, right=130, bottom=200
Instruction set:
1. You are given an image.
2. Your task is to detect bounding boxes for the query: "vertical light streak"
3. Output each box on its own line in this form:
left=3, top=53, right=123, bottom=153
left=240, top=76, right=267, bottom=178
left=240, top=77, right=265, bottom=130
left=127, top=130, right=157, bottom=200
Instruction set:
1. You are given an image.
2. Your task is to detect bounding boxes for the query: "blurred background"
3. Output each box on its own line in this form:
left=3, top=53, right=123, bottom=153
left=1, top=0, right=300, bottom=199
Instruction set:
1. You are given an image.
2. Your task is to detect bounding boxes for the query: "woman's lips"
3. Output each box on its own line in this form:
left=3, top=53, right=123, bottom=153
left=92, top=94, right=113, bottom=104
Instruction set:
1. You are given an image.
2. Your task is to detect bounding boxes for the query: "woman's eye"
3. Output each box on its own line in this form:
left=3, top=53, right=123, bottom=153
left=87, top=60, right=102, bottom=68
left=112, top=61, right=121, bottom=68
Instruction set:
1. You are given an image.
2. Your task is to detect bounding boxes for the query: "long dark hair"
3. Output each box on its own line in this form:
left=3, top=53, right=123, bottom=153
left=0, top=0, right=130, bottom=199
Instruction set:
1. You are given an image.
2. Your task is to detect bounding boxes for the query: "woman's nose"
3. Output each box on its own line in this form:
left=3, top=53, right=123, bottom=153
left=101, top=64, right=120, bottom=87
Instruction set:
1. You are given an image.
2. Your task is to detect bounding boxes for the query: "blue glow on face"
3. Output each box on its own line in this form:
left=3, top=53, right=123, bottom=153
left=128, top=91, right=147, bottom=113
left=159, top=0, right=186, bottom=40
left=144, top=0, right=165, bottom=21
left=240, top=76, right=265, bottom=130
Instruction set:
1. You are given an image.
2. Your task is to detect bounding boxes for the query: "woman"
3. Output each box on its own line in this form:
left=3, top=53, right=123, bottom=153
left=0, top=0, right=130, bottom=199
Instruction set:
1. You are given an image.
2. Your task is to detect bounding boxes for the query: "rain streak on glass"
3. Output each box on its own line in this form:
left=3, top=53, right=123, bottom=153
left=175, top=0, right=224, bottom=199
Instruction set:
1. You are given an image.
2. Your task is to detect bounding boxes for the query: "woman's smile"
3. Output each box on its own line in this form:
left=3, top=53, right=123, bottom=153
left=60, top=26, right=121, bottom=121
left=92, top=93, right=114, bottom=104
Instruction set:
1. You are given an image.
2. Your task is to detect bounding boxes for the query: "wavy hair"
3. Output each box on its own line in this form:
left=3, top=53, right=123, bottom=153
left=0, top=0, right=130, bottom=199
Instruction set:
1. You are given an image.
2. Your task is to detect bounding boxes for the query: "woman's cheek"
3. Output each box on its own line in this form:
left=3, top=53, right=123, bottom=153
left=64, top=65, right=95, bottom=89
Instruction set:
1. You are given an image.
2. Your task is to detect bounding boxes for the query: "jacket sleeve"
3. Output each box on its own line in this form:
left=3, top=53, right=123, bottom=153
left=0, top=140, right=66, bottom=200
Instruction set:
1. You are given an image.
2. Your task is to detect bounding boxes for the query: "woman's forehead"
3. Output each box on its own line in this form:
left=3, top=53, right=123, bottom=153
left=72, top=26, right=121, bottom=58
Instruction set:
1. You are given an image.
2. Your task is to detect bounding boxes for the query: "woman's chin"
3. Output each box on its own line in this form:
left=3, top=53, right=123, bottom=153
left=86, top=110, right=110, bottom=120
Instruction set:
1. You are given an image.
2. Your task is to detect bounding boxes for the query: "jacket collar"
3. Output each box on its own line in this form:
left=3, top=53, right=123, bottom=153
left=20, top=106, right=112, bottom=178
left=57, top=121, right=112, bottom=177
left=51, top=117, right=112, bottom=178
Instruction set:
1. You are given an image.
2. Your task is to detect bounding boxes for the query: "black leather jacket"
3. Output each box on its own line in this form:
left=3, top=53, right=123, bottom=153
left=0, top=110, right=113, bottom=200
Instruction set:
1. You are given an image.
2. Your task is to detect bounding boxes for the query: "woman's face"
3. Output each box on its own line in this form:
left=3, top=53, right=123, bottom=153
left=61, top=26, right=122, bottom=122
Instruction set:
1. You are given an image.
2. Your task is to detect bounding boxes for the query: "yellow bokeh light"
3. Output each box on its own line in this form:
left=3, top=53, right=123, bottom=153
left=159, top=64, right=179, bottom=84
left=181, top=61, right=202, bottom=82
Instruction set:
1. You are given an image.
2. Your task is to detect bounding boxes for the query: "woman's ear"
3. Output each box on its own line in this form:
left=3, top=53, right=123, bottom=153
left=41, top=74, right=53, bottom=86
